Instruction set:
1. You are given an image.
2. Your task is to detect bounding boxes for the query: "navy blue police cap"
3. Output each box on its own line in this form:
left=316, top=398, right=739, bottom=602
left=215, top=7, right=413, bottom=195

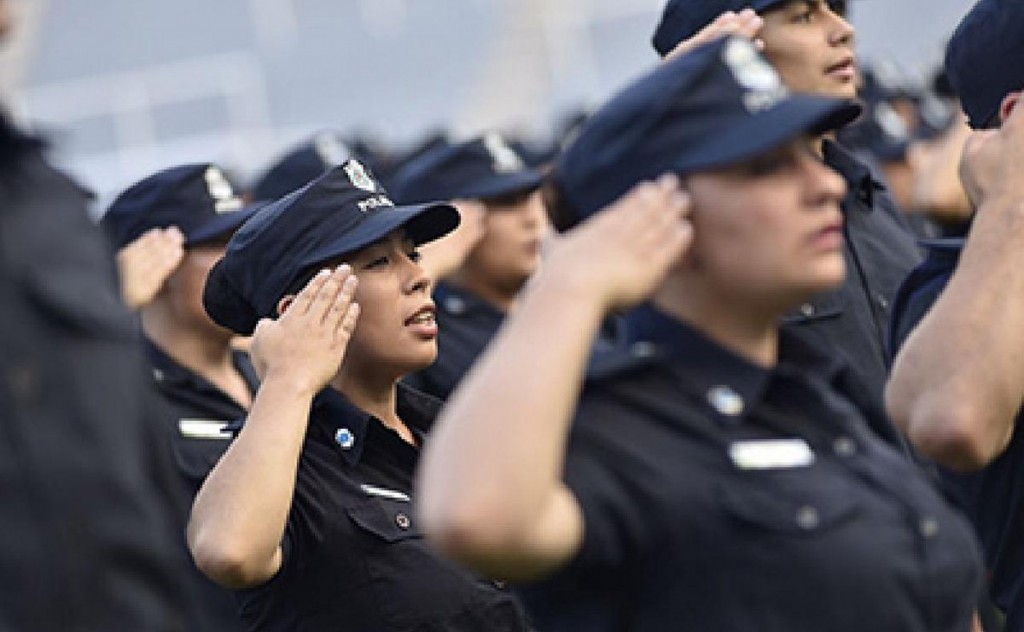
left=389, top=132, right=542, bottom=204
left=945, top=0, right=1024, bottom=129
left=557, top=36, right=861, bottom=225
left=652, top=0, right=789, bottom=57
left=250, top=131, right=352, bottom=202
left=204, top=159, right=460, bottom=335
left=102, top=163, right=261, bottom=248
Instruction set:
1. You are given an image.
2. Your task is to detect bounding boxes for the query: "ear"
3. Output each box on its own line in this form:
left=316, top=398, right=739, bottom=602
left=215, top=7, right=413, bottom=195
left=276, top=295, right=295, bottom=317
left=999, top=92, right=1023, bottom=125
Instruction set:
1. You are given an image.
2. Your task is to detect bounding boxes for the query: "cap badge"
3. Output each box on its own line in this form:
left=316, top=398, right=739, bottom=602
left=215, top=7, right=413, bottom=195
left=345, top=160, right=377, bottom=193
left=723, top=38, right=788, bottom=114
left=205, top=166, right=243, bottom=213
left=484, top=131, right=525, bottom=173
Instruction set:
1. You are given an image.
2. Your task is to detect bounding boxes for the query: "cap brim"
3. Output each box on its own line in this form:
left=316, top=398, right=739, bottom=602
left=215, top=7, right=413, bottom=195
left=459, top=170, right=543, bottom=201
left=186, top=202, right=267, bottom=246
left=674, top=96, right=862, bottom=174
left=301, top=201, right=460, bottom=270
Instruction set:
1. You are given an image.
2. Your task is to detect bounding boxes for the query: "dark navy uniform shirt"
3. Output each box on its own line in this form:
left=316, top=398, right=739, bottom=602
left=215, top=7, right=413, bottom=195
left=146, top=339, right=258, bottom=491
left=890, top=239, right=1024, bottom=631
left=404, top=282, right=503, bottom=401
left=235, top=383, right=531, bottom=632
left=780, top=141, right=921, bottom=434
left=519, top=305, right=982, bottom=632
left=145, top=338, right=259, bottom=632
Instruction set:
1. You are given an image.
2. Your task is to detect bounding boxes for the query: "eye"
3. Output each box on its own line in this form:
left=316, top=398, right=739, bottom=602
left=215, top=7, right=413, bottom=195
left=364, top=255, right=390, bottom=269
left=407, top=249, right=422, bottom=263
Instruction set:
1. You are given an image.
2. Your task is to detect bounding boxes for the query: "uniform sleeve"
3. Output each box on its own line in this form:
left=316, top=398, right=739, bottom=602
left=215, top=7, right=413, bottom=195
left=888, top=244, right=961, bottom=358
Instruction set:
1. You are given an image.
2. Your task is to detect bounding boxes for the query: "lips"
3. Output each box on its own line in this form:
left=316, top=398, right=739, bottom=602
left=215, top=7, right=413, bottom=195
left=404, top=304, right=436, bottom=326
left=826, top=56, right=857, bottom=78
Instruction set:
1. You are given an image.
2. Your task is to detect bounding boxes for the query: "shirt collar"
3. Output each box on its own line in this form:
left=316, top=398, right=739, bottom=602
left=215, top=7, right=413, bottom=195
left=823, top=139, right=884, bottom=212
left=310, top=383, right=440, bottom=467
left=144, top=337, right=259, bottom=393
left=625, top=304, right=771, bottom=425
left=624, top=304, right=846, bottom=425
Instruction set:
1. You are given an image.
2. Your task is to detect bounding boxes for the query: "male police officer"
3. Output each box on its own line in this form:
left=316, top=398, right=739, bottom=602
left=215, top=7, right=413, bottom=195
left=887, top=0, right=1024, bottom=628
left=103, top=164, right=262, bottom=632
left=652, top=0, right=920, bottom=445
left=390, top=133, right=550, bottom=400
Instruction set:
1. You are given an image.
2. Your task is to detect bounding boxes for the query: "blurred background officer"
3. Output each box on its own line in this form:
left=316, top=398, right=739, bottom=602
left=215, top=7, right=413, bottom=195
left=651, top=0, right=921, bottom=446
left=390, top=133, right=550, bottom=401
left=418, top=37, right=982, bottom=632
left=188, top=160, right=531, bottom=632
left=887, top=0, right=1024, bottom=629
left=248, top=131, right=353, bottom=203
left=0, top=2, right=194, bottom=629
left=101, top=163, right=263, bottom=632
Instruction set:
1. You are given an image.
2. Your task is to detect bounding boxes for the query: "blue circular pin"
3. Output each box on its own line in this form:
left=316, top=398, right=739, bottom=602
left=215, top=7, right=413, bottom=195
left=334, top=428, right=355, bottom=450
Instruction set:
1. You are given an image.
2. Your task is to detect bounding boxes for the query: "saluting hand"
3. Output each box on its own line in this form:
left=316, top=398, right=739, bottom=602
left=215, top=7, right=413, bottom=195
left=540, top=174, right=693, bottom=312
left=959, top=95, right=1024, bottom=211
left=115, top=226, right=186, bottom=310
left=249, top=265, right=360, bottom=394
left=664, top=9, right=764, bottom=61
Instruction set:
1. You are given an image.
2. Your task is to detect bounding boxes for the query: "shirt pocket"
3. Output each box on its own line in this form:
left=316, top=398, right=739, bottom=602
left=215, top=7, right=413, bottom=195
left=345, top=497, right=490, bottom=629
left=717, top=474, right=861, bottom=536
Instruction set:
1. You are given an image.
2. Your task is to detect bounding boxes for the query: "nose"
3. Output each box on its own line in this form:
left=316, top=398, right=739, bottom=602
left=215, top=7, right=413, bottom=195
left=401, top=252, right=432, bottom=295
left=801, top=152, right=847, bottom=206
left=522, top=191, right=551, bottom=230
left=827, top=7, right=855, bottom=47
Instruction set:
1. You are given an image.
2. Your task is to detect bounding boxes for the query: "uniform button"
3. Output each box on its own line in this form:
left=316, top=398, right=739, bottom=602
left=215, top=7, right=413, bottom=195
left=799, top=303, right=815, bottom=317
left=630, top=341, right=657, bottom=358
left=492, top=579, right=507, bottom=589
left=877, top=294, right=890, bottom=310
left=443, top=296, right=466, bottom=315
left=334, top=428, right=355, bottom=450
left=833, top=436, right=857, bottom=457
left=152, top=368, right=165, bottom=382
left=707, top=385, right=744, bottom=416
left=395, top=513, right=411, bottom=530
left=919, top=517, right=940, bottom=538
left=795, top=506, right=820, bottom=530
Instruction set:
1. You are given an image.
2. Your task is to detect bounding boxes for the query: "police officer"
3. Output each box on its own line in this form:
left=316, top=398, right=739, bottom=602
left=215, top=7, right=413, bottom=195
left=389, top=133, right=550, bottom=400
left=188, top=160, right=531, bottom=631
left=652, top=0, right=922, bottom=443
left=102, top=163, right=264, bottom=632
left=248, top=131, right=353, bottom=202
left=0, top=96, right=195, bottom=632
left=887, top=0, right=1024, bottom=628
left=417, top=37, right=982, bottom=631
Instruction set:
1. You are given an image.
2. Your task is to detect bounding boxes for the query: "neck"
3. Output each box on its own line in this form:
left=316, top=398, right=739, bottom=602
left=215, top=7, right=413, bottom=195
left=651, top=278, right=781, bottom=369
left=142, top=304, right=251, bottom=407
left=446, top=270, right=523, bottom=313
left=331, top=366, right=416, bottom=445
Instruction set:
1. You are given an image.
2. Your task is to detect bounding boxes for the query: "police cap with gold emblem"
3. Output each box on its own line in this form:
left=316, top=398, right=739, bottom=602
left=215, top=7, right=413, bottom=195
left=203, top=158, right=459, bottom=334
left=102, top=163, right=261, bottom=248
left=557, top=36, right=860, bottom=226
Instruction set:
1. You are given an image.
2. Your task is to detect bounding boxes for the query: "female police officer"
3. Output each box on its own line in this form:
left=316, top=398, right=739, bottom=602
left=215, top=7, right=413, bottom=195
left=186, top=160, right=531, bottom=631
left=417, top=37, right=983, bottom=631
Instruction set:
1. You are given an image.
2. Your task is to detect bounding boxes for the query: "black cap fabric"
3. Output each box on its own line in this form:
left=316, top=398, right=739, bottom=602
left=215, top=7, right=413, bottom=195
left=945, top=0, right=1024, bottom=129
left=558, top=36, right=860, bottom=225
left=102, top=163, right=260, bottom=248
left=204, top=159, right=459, bottom=335
left=389, top=133, right=542, bottom=204
left=652, top=0, right=788, bottom=57
left=249, top=131, right=352, bottom=202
